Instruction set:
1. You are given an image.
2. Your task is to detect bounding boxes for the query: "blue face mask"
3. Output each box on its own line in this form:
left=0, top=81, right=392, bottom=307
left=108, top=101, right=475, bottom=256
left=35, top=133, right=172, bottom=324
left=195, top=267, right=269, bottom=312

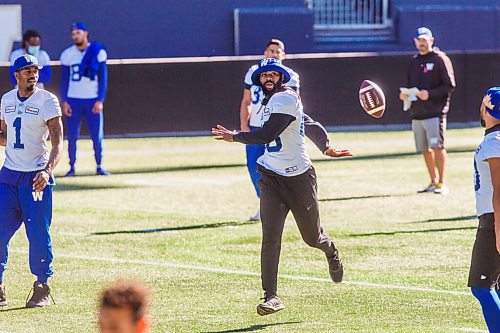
left=27, top=45, right=40, bottom=55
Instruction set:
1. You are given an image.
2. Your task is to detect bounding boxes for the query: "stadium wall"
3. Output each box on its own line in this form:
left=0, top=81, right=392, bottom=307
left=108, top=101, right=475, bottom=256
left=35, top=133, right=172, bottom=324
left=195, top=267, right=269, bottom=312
left=1, top=52, right=497, bottom=136
left=0, top=0, right=308, bottom=60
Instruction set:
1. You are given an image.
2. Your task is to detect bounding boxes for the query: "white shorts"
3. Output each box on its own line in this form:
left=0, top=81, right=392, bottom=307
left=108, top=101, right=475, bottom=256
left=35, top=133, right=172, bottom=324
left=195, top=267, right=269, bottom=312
left=412, top=116, right=446, bottom=152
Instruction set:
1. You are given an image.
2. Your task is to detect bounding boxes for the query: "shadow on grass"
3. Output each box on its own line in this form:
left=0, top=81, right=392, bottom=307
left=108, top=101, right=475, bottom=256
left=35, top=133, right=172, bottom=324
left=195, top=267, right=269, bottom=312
left=320, top=193, right=413, bottom=202
left=54, top=183, right=133, bottom=192
left=54, top=148, right=474, bottom=177
left=201, top=321, right=302, bottom=333
left=350, top=226, right=476, bottom=237
left=91, top=220, right=258, bottom=236
left=0, top=306, right=29, bottom=312
left=405, top=215, right=477, bottom=224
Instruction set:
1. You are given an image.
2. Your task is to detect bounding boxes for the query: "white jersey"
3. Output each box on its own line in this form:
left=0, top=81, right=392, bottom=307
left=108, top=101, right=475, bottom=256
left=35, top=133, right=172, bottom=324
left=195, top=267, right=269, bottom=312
left=244, top=64, right=300, bottom=127
left=257, top=89, right=311, bottom=177
left=474, top=127, right=500, bottom=216
left=0, top=88, right=62, bottom=172
left=10, top=48, right=51, bottom=89
left=60, top=43, right=107, bottom=99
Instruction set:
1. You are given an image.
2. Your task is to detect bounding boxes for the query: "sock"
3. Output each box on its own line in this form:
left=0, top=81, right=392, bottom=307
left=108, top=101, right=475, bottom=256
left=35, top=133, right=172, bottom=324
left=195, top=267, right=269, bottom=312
left=471, top=287, right=500, bottom=332
left=37, top=276, right=49, bottom=284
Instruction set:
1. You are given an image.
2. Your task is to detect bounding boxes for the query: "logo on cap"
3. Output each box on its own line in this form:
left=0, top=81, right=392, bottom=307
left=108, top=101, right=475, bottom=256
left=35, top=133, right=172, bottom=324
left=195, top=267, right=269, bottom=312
left=416, top=27, right=433, bottom=39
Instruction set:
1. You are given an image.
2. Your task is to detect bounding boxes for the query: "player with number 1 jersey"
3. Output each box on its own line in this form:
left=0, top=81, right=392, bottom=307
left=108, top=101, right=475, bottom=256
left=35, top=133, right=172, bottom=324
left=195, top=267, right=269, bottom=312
left=0, top=55, right=63, bottom=308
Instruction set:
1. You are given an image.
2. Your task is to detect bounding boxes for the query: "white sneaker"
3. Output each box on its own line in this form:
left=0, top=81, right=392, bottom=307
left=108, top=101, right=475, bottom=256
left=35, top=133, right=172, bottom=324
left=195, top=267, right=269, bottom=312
left=417, top=182, right=437, bottom=193
left=434, top=183, right=449, bottom=195
left=249, top=209, right=261, bottom=221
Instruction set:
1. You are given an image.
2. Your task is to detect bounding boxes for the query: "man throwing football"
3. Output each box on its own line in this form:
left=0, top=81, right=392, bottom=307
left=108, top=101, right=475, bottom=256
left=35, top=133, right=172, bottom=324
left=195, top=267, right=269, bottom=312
left=213, top=58, right=351, bottom=316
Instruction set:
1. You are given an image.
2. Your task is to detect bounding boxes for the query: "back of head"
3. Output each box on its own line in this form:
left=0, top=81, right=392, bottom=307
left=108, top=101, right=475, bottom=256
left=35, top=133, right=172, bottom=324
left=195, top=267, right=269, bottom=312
left=481, top=87, right=500, bottom=127
left=99, top=280, right=151, bottom=333
left=266, top=39, right=285, bottom=52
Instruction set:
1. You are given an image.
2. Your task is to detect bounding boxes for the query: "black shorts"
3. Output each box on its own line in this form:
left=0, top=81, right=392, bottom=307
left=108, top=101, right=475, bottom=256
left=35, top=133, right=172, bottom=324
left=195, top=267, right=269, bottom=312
left=468, top=213, right=500, bottom=290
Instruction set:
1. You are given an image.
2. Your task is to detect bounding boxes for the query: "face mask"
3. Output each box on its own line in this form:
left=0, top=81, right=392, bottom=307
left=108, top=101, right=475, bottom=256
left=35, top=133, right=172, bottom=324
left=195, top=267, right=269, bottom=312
left=27, top=45, right=40, bottom=55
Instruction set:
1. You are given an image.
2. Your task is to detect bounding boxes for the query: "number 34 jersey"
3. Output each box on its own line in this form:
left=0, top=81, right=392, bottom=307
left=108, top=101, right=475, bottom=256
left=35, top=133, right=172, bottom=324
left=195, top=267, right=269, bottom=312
left=257, top=89, right=311, bottom=177
left=474, top=127, right=500, bottom=216
left=60, top=44, right=107, bottom=99
left=0, top=88, right=62, bottom=172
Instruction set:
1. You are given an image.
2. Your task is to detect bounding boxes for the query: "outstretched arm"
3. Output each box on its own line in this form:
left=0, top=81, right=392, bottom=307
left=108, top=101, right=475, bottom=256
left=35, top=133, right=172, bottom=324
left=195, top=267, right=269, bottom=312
left=32, top=116, right=63, bottom=191
left=304, top=113, right=353, bottom=158
left=213, top=113, right=295, bottom=144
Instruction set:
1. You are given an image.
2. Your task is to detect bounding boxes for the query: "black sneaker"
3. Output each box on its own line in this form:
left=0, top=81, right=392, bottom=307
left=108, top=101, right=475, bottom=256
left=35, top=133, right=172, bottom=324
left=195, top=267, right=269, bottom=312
left=327, top=249, right=344, bottom=283
left=26, top=282, right=52, bottom=308
left=257, top=293, right=285, bottom=316
left=0, top=285, right=6, bottom=306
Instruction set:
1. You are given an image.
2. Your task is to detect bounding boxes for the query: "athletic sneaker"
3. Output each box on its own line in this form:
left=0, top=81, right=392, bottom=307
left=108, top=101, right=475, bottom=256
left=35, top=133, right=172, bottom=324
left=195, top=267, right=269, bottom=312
left=64, top=168, right=75, bottom=177
left=326, top=249, right=344, bottom=283
left=26, top=282, right=52, bottom=308
left=417, top=182, right=437, bottom=193
left=0, top=285, right=7, bottom=307
left=257, top=293, right=285, bottom=316
left=96, top=167, right=111, bottom=176
left=434, top=183, right=449, bottom=195
left=249, top=208, right=260, bottom=222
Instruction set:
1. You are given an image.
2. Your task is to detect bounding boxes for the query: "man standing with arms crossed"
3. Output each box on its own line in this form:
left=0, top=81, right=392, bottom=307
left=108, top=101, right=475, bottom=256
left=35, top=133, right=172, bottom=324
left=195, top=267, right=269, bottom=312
left=400, top=27, right=455, bottom=194
left=60, top=22, right=109, bottom=176
left=468, top=87, right=500, bottom=332
left=214, top=59, right=351, bottom=316
left=0, top=55, right=63, bottom=308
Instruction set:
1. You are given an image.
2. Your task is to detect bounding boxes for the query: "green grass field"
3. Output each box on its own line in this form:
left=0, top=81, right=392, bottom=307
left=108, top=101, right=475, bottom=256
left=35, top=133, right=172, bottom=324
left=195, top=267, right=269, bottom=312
left=0, top=127, right=490, bottom=332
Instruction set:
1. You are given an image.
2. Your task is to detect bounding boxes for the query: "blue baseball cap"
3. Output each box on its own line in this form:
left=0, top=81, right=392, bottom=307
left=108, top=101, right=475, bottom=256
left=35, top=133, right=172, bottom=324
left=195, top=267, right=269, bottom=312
left=416, top=27, right=433, bottom=40
left=483, top=87, right=500, bottom=120
left=72, top=22, right=88, bottom=32
left=251, top=58, right=291, bottom=86
left=13, top=54, right=43, bottom=72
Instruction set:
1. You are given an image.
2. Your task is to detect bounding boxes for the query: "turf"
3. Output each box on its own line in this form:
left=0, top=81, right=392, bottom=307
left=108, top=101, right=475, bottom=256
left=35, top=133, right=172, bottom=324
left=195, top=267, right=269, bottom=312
left=0, top=127, right=490, bottom=332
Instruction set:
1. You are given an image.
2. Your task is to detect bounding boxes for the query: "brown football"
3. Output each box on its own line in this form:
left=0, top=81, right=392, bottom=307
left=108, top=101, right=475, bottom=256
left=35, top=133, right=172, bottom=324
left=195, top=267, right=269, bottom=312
left=359, top=80, right=386, bottom=118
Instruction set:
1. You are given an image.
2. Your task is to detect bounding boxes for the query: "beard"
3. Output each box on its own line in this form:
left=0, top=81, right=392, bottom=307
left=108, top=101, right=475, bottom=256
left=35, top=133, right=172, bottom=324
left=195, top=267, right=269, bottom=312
left=26, top=84, right=35, bottom=92
left=261, top=76, right=284, bottom=96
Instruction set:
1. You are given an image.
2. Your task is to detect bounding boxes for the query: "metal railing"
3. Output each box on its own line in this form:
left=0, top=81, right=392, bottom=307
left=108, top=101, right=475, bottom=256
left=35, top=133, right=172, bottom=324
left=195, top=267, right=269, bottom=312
left=307, top=0, right=391, bottom=30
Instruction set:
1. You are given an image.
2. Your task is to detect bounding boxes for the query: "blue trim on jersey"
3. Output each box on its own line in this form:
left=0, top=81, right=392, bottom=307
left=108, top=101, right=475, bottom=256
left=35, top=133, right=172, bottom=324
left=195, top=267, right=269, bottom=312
left=244, top=84, right=252, bottom=90
left=60, top=65, right=70, bottom=102
left=485, top=123, right=500, bottom=136
left=97, top=61, right=108, bottom=102
left=0, top=167, right=54, bottom=187
left=16, top=92, right=29, bottom=102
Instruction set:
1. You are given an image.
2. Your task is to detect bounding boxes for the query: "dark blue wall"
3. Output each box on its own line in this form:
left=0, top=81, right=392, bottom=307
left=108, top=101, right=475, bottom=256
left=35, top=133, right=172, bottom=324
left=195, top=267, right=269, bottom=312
left=0, top=0, right=305, bottom=59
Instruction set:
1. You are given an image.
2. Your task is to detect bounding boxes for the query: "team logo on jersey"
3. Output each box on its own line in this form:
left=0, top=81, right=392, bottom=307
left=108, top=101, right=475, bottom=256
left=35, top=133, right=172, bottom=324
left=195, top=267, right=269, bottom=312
left=32, top=191, right=44, bottom=201
left=263, top=107, right=271, bottom=117
left=423, top=63, right=434, bottom=73
left=25, top=106, right=39, bottom=115
left=285, top=166, right=299, bottom=173
left=4, top=106, right=15, bottom=113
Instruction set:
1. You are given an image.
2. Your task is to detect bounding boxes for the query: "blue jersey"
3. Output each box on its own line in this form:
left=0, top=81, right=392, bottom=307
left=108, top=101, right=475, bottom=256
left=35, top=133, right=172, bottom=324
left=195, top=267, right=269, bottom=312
left=0, top=88, right=61, bottom=172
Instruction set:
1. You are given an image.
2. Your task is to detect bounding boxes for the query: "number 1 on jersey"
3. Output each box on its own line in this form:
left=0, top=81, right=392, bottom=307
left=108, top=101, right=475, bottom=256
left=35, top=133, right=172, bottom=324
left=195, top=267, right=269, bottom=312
left=13, top=117, right=24, bottom=149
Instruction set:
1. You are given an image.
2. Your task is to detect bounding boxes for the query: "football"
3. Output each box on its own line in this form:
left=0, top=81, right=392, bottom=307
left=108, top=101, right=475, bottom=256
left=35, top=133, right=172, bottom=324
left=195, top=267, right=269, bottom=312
left=359, top=80, right=386, bottom=118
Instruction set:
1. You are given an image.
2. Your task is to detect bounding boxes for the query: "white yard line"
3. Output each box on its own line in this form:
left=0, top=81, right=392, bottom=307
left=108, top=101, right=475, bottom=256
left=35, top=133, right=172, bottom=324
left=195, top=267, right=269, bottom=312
left=10, top=250, right=471, bottom=297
